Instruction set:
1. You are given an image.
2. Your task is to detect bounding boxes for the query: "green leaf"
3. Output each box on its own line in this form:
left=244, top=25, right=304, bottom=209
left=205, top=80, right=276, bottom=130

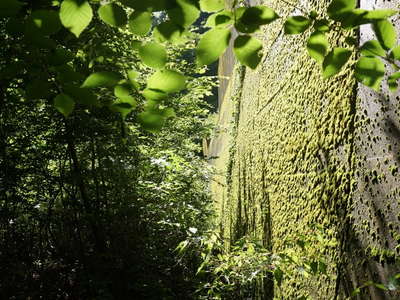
left=373, top=20, right=397, bottom=50
left=360, top=40, right=386, bottom=57
left=351, top=287, right=361, bottom=296
left=64, top=85, right=98, bottom=106
left=110, top=91, right=136, bottom=119
left=388, top=72, right=400, bottom=92
left=153, top=20, right=186, bottom=44
left=81, top=71, right=121, bottom=88
left=138, top=110, right=166, bottom=132
left=284, top=16, right=312, bottom=34
left=314, top=19, right=330, bottom=32
left=339, top=9, right=398, bottom=29
left=339, top=9, right=368, bottom=29
left=54, top=93, right=75, bottom=117
left=307, top=31, right=329, bottom=64
left=114, top=84, right=131, bottom=98
left=127, top=70, right=139, bottom=86
left=168, top=0, right=200, bottom=28
left=121, top=0, right=172, bottom=12
left=327, top=0, right=356, bottom=20
left=322, top=48, right=352, bottom=78
left=139, top=42, right=167, bottom=69
left=390, top=45, right=400, bottom=60
left=29, top=10, right=61, bottom=36
left=128, top=11, right=152, bottom=36
left=142, top=88, right=168, bottom=101
left=240, top=6, right=279, bottom=26
left=98, top=3, right=127, bottom=27
left=0, top=0, right=23, bottom=18
left=364, top=9, right=398, bottom=20
left=374, top=283, right=389, bottom=291
left=147, top=69, right=186, bottom=93
left=60, top=0, right=93, bottom=38
left=234, top=7, right=260, bottom=33
left=200, top=0, right=224, bottom=12
left=196, top=27, right=231, bottom=66
left=355, top=56, right=385, bottom=91
left=233, top=35, right=263, bottom=69
left=205, top=11, right=233, bottom=28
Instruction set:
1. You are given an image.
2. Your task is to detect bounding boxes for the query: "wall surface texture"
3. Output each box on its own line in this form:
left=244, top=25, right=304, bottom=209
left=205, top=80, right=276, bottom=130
left=210, top=0, right=400, bottom=299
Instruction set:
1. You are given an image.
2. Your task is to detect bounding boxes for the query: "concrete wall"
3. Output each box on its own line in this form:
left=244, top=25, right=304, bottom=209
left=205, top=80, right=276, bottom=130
left=210, top=0, right=400, bottom=298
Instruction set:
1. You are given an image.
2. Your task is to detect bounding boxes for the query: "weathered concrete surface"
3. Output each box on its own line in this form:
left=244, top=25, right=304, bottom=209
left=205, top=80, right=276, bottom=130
left=341, top=1, right=400, bottom=299
left=211, top=0, right=400, bottom=299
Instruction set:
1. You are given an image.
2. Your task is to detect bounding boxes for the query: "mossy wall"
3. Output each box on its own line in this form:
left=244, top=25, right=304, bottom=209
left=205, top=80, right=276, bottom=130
left=210, top=0, right=400, bottom=299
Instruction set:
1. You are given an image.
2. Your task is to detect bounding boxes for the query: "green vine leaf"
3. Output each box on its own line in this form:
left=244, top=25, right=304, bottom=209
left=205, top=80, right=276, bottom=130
left=147, top=69, right=186, bottom=93
left=121, top=0, right=172, bottom=12
left=234, top=7, right=260, bottom=33
left=373, top=20, right=397, bottom=50
left=139, top=42, right=167, bottom=69
left=233, top=35, right=263, bottom=69
left=364, top=9, right=398, bottom=20
left=64, top=85, right=98, bottom=106
left=355, top=56, right=385, bottom=91
left=81, top=71, right=122, bottom=88
left=388, top=72, right=400, bottom=92
left=60, top=0, right=93, bottom=38
left=54, top=93, right=75, bottom=117
left=360, top=40, right=386, bottom=57
left=307, top=31, right=329, bottom=64
left=98, top=3, right=127, bottom=27
left=340, top=9, right=398, bottom=29
left=128, top=11, right=152, bottom=36
left=327, top=0, right=356, bottom=21
left=200, top=0, right=225, bottom=12
left=153, top=20, right=186, bottom=44
left=138, top=110, right=166, bottom=133
left=390, top=45, right=400, bottom=60
left=284, top=16, right=312, bottom=35
left=313, top=19, right=330, bottom=32
left=196, top=27, right=231, bottom=66
left=240, top=6, right=279, bottom=26
left=142, top=88, right=168, bottom=101
left=205, top=11, right=233, bottom=28
left=110, top=85, right=137, bottom=119
left=167, top=0, right=200, bottom=28
left=322, top=48, right=352, bottom=78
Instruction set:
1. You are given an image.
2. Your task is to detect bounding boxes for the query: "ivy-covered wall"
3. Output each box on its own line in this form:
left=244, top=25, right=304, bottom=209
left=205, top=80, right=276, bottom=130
left=210, top=0, right=400, bottom=299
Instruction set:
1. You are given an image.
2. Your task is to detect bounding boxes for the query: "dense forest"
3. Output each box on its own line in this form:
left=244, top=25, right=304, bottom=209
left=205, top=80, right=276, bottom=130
left=1, top=0, right=400, bottom=299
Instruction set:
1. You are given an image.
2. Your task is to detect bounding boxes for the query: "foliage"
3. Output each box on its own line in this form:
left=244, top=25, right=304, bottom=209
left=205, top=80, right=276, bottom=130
left=177, top=225, right=336, bottom=299
left=352, top=274, right=400, bottom=297
left=2, top=0, right=399, bottom=128
left=1, top=0, right=400, bottom=298
left=0, top=7, right=217, bottom=298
